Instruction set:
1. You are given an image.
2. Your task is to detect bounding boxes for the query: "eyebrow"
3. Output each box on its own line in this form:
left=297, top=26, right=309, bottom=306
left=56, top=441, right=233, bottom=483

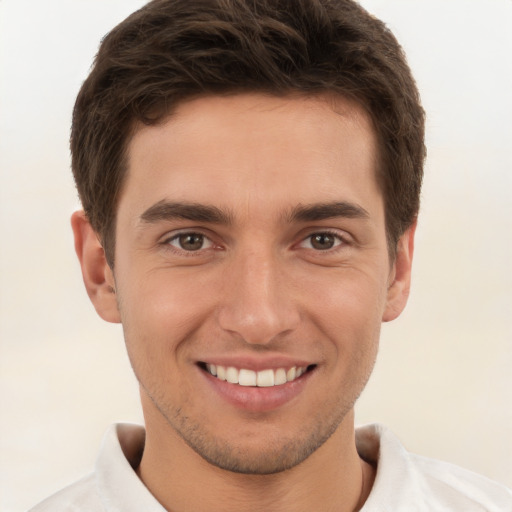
left=286, top=201, right=370, bottom=223
left=139, top=199, right=369, bottom=226
left=140, top=200, right=233, bottom=225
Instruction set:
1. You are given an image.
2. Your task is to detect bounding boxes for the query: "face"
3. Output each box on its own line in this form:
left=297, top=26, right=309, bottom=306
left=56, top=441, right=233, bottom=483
left=75, top=93, right=414, bottom=474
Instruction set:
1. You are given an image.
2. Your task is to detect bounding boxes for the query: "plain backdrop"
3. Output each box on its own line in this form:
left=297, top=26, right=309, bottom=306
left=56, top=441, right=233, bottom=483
left=1, top=1, right=511, bottom=510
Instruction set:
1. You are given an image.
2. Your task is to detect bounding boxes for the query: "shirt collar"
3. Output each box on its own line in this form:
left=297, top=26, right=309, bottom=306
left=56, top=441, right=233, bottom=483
left=357, top=423, right=429, bottom=511
left=95, top=423, right=166, bottom=512
left=94, top=422, right=426, bottom=512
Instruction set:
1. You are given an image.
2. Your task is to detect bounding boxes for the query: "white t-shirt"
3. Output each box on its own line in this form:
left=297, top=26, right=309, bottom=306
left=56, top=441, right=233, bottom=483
left=29, top=423, right=512, bottom=511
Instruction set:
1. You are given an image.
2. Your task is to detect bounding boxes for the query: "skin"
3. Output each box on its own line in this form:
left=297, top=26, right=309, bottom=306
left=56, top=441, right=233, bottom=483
left=72, top=93, right=415, bottom=512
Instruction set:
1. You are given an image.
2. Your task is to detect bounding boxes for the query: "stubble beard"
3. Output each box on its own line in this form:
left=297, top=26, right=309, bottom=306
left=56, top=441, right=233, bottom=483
left=122, top=303, right=380, bottom=475
left=170, top=404, right=348, bottom=475
left=142, top=362, right=375, bottom=475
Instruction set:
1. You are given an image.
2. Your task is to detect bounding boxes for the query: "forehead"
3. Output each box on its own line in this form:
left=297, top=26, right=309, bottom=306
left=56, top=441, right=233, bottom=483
left=121, top=93, right=382, bottom=222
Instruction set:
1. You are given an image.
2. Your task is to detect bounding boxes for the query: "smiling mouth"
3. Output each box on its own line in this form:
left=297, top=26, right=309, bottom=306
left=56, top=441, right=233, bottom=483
left=199, top=363, right=316, bottom=388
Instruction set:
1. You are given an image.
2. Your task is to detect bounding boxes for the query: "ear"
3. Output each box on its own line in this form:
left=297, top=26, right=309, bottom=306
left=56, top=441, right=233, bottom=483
left=382, top=220, right=416, bottom=322
left=71, top=210, right=121, bottom=323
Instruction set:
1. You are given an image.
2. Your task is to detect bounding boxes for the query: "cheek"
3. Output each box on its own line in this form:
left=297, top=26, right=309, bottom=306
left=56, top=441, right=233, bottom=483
left=303, top=267, right=389, bottom=329
left=298, top=267, right=387, bottom=370
left=115, top=268, right=215, bottom=367
left=115, top=272, right=210, bottom=409
left=120, top=262, right=217, bottom=322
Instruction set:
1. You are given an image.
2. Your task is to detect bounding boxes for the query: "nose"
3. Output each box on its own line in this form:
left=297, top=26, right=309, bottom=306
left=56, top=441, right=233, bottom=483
left=217, top=247, right=301, bottom=345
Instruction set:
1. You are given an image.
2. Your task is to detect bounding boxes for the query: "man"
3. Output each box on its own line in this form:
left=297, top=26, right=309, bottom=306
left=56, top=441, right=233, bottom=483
left=30, top=0, right=511, bottom=510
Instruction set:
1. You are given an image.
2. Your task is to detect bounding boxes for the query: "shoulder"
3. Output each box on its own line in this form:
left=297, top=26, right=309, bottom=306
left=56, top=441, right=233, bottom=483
left=409, top=453, right=512, bottom=512
left=357, top=424, right=512, bottom=512
left=27, top=423, right=162, bottom=512
left=28, top=473, right=104, bottom=512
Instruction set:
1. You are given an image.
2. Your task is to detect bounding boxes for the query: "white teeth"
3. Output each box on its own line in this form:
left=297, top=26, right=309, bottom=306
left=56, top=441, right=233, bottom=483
left=275, top=368, right=287, bottom=385
left=226, top=366, right=239, bottom=384
left=257, top=369, right=274, bottom=387
left=205, top=364, right=309, bottom=387
left=206, top=363, right=217, bottom=376
left=216, top=365, right=226, bottom=381
left=238, top=369, right=257, bottom=387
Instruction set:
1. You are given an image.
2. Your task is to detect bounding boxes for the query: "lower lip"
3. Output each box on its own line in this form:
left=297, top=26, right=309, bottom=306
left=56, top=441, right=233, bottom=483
left=199, top=367, right=314, bottom=412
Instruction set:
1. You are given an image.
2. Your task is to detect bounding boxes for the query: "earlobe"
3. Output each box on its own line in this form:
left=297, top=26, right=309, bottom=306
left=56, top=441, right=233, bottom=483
left=71, top=210, right=121, bottom=323
left=382, top=220, right=416, bottom=323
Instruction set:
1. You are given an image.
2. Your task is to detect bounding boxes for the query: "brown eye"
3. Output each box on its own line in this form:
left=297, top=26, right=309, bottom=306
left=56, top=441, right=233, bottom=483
left=179, top=234, right=204, bottom=250
left=310, top=233, right=336, bottom=250
left=168, top=233, right=212, bottom=251
left=299, top=232, right=344, bottom=251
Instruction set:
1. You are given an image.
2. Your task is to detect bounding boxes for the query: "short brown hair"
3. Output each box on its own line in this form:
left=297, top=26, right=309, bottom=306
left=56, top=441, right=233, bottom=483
left=72, top=0, right=425, bottom=266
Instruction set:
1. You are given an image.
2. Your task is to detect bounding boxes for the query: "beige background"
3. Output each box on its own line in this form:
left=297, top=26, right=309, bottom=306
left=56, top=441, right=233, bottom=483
left=1, top=0, right=511, bottom=510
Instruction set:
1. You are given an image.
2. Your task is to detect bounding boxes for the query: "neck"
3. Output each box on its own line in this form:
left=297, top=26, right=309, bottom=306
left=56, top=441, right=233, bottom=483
left=137, top=406, right=374, bottom=512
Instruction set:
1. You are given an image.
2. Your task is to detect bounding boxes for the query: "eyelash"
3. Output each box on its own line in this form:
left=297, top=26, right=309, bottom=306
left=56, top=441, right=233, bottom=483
left=161, top=231, right=216, bottom=256
left=298, top=230, right=349, bottom=252
left=160, top=229, right=349, bottom=256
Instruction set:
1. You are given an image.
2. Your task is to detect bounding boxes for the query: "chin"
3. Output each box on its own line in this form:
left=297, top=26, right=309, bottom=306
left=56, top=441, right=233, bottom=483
left=171, top=405, right=351, bottom=475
